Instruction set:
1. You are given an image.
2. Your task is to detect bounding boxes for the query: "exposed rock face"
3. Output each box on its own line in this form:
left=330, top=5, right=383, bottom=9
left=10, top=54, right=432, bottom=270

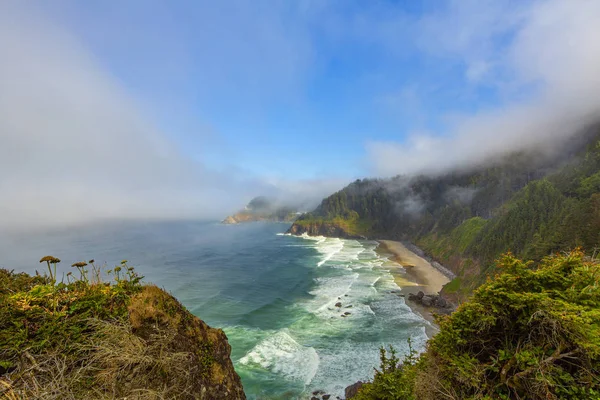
left=407, top=291, right=454, bottom=313
left=345, top=381, right=364, bottom=399
left=286, top=222, right=366, bottom=239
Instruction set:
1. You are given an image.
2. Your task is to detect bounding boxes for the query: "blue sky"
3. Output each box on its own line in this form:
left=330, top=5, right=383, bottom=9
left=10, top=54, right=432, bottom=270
left=2, top=0, right=600, bottom=227
left=34, top=0, right=521, bottom=178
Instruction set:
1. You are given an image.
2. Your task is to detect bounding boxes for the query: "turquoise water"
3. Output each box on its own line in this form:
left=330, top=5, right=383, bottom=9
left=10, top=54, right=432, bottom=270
left=0, top=221, right=431, bottom=399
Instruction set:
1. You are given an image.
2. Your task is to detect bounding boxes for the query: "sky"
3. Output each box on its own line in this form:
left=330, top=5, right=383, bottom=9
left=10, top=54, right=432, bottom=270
left=2, top=0, right=600, bottom=229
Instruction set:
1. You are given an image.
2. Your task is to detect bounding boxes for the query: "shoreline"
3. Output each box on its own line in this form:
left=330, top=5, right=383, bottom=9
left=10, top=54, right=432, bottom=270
left=377, top=240, right=451, bottom=335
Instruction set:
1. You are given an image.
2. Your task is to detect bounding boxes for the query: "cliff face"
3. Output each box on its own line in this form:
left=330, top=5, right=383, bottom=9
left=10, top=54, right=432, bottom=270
left=0, top=268, right=246, bottom=400
left=287, top=220, right=366, bottom=239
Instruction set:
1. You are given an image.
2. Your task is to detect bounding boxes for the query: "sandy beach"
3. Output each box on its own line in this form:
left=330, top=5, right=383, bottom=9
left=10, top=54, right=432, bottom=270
left=378, top=240, right=451, bottom=333
left=378, top=240, right=450, bottom=293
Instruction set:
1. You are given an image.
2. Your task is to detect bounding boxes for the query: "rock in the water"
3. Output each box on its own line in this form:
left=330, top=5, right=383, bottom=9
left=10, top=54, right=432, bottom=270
left=344, top=311, right=351, bottom=315
left=416, top=291, right=425, bottom=300
left=323, top=395, right=331, bottom=400
left=345, top=305, right=353, bottom=308
left=335, top=302, right=342, bottom=307
left=312, top=390, right=324, bottom=396
left=408, top=293, right=417, bottom=301
left=345, top=381, right=364, bottom=399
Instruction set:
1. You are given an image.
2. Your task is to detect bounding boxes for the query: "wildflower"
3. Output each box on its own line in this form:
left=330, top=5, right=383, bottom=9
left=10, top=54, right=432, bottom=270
left=39, top=256, right=60, bottom=283
left=40, top=255, right=60, bottom=264
left=71, top=261, right=88, bottom=268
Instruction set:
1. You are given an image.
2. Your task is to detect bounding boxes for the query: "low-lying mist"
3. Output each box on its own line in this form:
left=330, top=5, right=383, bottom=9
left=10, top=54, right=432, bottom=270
left=0, top=3, right=343, bottom=232
left=367, top=0, right=600, bottom=178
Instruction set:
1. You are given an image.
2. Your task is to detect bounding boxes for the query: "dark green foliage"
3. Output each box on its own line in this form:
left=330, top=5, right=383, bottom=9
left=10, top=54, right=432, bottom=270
left=353, top=251, right=600, bottom=400
left=354, top=341, right=420, bottom=400
left=423, top=250, right=600, bottom=399
left=247, top=196, right=272, bottom=211
left=471, top=180, right=573, bottom=263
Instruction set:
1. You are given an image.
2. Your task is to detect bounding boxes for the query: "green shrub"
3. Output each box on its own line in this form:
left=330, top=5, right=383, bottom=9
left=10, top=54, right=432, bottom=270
left=354, top=250, right=600, bottom=400
left=354, top=340, right=420, bottom=400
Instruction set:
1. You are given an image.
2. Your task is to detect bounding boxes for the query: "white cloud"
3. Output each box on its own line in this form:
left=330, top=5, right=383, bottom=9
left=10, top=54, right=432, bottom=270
left=0, top=2, right=338, bottom=231
left=367, top=0, right=600, bottom=176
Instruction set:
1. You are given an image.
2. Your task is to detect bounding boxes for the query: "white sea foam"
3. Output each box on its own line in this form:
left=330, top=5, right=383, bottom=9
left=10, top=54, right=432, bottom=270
left=314, top=238, right=344, bottom=267
left=258, top=233, right=432, bottom=398
left=239, top=330, right=320, bottom=385
left=306, top=273, right=359, bottom=316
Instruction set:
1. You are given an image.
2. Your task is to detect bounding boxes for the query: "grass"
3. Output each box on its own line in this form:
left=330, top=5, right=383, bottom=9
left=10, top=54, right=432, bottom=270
left=0, top=258, right=245, bottom=400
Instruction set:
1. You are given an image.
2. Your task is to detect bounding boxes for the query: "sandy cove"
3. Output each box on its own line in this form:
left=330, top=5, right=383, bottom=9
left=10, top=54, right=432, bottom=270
left=378, top=240, right=450, bottom=293
left=377, top=240, right=451, bottom=333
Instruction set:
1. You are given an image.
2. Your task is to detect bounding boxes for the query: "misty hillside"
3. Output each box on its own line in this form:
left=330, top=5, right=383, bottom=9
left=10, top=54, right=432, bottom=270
left=289, top=125, right=600, bottom=299
left=222, top=196, right=300, bottom=224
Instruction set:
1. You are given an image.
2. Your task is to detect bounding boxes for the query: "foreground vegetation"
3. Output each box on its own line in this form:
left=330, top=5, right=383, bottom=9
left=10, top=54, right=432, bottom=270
left=0, top=258, right=245, bottom=399
left=354, top=251, right=600, bottom=400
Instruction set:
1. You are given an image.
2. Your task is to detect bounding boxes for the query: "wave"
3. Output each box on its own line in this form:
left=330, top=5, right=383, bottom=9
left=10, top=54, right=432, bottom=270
left=239, top=329, right=320, bottom=385
left=233, top=232, right=433, bottom=398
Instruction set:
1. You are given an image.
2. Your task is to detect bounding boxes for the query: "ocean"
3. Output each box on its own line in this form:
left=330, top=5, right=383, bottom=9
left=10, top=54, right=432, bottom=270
left=0, top=220, right=431, bottom=399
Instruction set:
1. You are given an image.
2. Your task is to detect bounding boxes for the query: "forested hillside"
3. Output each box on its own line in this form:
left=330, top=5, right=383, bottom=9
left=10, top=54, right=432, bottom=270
left=289, top=127, right=600, bottom=298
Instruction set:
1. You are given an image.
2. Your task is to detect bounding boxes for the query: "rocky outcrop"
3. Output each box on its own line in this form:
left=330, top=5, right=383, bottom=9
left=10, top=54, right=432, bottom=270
left=407, top=290, right=455, bottom=313
left=344, top=381, right=364, bottom=399
left=286, top=221, right=366, bottom=240
left=128, top=286, right=247, bottom=399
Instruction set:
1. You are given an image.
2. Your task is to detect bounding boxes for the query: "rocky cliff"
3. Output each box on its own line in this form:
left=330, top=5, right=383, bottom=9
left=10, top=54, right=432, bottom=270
left=286, top=220, right=366, bottom=239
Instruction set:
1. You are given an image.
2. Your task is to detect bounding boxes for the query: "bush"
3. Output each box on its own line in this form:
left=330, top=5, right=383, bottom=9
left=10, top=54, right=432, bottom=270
left=354, top=340, right=420, bottom=400
left=354, top=250, right=600, bottom=400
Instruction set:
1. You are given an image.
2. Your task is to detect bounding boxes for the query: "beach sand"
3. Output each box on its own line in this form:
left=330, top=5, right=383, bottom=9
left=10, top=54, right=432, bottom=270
left=377, top=240, right=451, bottom=334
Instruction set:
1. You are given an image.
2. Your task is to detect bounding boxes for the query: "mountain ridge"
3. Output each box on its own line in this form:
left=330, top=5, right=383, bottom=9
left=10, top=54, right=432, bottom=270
left=288, top=125, right=600, bottom=300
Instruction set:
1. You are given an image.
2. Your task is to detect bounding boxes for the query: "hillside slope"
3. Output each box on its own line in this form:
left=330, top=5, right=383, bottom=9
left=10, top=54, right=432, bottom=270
left=288, top=127, right=600, bottom=299
left=0, top=261, right=245, bottom=399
